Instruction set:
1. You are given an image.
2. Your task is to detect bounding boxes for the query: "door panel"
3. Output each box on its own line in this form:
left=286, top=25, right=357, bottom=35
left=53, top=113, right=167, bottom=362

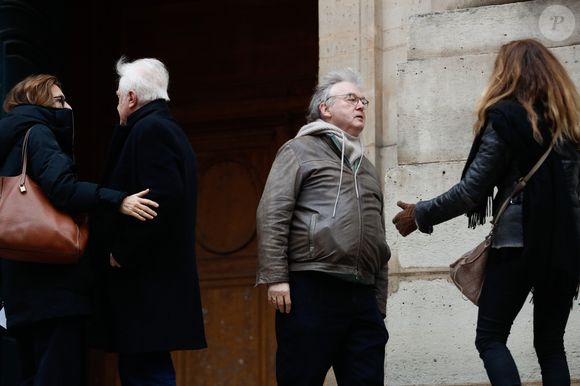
left=70, top=1, right=317, bottom=384
left=173, top=280, right=276, bottom=386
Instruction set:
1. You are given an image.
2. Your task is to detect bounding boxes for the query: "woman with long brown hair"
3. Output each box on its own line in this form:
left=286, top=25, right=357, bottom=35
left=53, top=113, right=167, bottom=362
left=0, top=74, right=158, bottom=386
left=393, top=39, right=580, bottom=385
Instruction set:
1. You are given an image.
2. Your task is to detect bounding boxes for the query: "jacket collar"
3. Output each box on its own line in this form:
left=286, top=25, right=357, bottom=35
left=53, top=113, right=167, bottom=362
left=126, top=99, right=170, bottom=128
left=6, top=104, right=75, bottom=155
left=11, top=104, right=71, bottom=127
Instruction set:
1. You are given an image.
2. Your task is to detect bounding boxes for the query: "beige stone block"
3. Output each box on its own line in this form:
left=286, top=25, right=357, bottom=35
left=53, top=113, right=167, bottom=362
left=555, top=44, right=580, bottom=86
left=319, top=55, right=361, bottom=75
left=386, top=280, right=580, bottom=384
left=378, top=144, right=396, bottom=185
left=382, top=45, right=408, bottom=147
left=319, top=0, right=361, bottom=36
left=386, top=279, right=487, bottom=385
left=409, top=0, right=580, bottom=60
left=380, top=144, right=398, bottom=172
left=383, top=26, right=407, bottom=51
left=397, top=54, right=493, bottom=164
left=432, top=0, right=525, bottom=12
left=320, top=34, right=363, bottom=59
left=384, top=162, right=491, bottom=269
left=382, top=0, right=432, bottom=31
left=396, top=45, right=580, bottom=165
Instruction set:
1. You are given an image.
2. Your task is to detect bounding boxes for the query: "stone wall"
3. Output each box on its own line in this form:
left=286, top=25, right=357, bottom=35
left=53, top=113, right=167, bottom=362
left=319, top=0, right=580, bottom=384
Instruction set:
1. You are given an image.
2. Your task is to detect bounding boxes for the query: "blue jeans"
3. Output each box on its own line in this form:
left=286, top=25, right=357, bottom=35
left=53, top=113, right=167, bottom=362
left=118, top=352, right=176, bottom=386
left=275, top=271, right=389, bottom=386
left=475, top=248, right=573, bottom=386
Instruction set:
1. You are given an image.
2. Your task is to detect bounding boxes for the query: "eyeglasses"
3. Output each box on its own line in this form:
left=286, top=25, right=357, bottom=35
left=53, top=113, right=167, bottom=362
left=325, top=93, right=369, bottom=109
left=53, top=95, right=66, bottom=108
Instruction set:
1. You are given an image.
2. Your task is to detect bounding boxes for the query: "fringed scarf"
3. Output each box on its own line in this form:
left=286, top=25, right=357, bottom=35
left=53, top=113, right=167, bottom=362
left=462, top=100, right=579, bottom=300
left=462, top=128, right=494, bottom=229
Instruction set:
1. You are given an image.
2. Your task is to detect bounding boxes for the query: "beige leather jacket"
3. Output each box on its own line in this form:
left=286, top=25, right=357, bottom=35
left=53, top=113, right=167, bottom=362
left=256, top=132, right=391, bottom=312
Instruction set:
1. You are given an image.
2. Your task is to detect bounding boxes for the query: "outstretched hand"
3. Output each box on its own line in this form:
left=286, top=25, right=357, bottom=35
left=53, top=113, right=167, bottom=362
left=392, top=201, right=418, bottom=237
left=120, top=189, right=159, bottom=221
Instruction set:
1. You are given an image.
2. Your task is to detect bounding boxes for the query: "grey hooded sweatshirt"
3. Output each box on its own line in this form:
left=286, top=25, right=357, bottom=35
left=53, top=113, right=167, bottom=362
left=256, top=120, right=391, bottom=313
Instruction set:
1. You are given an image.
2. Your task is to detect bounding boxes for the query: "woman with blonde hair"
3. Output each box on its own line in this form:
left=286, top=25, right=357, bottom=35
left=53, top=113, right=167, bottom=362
left=0, top=74, right=158, bottom=386
left=393, top=39, right=579, bottom=385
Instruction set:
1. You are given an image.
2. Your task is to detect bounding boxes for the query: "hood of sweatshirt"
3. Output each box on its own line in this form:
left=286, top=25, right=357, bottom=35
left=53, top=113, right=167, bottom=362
left=295, top=119, right=364, bottom=217
left=296, top=119, right=363, bottom=165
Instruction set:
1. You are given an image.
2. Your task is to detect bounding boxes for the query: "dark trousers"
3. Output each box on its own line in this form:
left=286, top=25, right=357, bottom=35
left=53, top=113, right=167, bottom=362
left=276, top=271, right=389, bottom=386
left=10, top=317, right=84, bottom=386
left=118, top=351, right=176, bottom=386
left=476, top=248, right=573, bottom=386
left=0, top=328, right=20, bottom=386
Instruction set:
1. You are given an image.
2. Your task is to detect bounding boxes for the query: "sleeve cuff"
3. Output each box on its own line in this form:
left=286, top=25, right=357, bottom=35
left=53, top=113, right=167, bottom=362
left=415, top=201, right=434, bottom=234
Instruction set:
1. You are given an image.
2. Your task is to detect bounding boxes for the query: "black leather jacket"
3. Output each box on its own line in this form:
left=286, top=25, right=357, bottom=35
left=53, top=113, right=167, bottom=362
left=415, top=124, right=580, bottom=248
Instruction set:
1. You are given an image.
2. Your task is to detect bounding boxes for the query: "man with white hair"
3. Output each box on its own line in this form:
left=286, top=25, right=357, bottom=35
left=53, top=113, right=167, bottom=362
left=256, top=68, right=390, bottom=385
left=98, top=57, right=206, bottom=386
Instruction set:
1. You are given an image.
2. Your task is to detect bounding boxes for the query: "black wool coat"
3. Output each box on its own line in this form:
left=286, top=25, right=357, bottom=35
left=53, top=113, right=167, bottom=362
left=97, top=100, right=206, bottom=353
left=0, top=105, right=126, bottom=328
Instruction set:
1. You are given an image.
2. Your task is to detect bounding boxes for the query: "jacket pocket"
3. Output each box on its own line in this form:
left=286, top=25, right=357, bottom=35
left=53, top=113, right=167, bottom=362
left=494, top=199, right=524, bottom=248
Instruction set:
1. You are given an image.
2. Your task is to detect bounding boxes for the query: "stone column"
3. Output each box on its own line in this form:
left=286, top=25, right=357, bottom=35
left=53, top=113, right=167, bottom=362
left=319, top=0, right=383, bottom=167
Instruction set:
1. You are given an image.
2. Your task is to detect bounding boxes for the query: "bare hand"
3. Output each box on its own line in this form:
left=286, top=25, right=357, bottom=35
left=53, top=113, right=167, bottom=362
left=120, top=189, right=159, bottom=221
left=392, top=201, right=418, bottom=237
left=268, top=282, right=291, bottom=314
left=109, top=253, right=122, bottom=268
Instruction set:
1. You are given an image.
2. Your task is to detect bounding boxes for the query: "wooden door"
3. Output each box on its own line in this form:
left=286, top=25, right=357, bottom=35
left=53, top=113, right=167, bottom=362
left=78, top=1, right=318, bottom=385
left=88, top=119, right=307, bottom=386
left=175, top=122, right=289, bottom=386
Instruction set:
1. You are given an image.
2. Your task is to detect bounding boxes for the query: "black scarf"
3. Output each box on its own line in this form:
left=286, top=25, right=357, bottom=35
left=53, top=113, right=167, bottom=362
left=462, top=100, right=579, bottom=298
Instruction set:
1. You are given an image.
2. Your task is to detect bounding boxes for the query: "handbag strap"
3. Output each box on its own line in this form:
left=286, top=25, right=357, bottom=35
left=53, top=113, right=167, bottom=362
left=17, top=129, right=33, bottom=193
left=491, top=140, right=555, bottom=227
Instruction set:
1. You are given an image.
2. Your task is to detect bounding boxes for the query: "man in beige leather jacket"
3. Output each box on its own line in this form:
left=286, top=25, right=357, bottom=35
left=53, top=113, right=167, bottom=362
left=256, top=68, right=390, bottom=386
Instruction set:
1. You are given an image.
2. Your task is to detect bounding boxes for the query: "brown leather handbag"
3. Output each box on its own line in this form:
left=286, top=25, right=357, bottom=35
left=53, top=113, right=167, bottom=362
left=449, top=141, right=554, bottom=305
left=0, top=129, right=88, bottom=263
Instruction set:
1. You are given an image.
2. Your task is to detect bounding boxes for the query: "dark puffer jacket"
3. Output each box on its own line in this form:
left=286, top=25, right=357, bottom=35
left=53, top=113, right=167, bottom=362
left=0, top=105, right=126, bottom=328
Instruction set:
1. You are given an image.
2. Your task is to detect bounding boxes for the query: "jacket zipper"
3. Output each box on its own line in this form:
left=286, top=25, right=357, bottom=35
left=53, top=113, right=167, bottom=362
left=355, top=173, right=363, bottom=280
left=308, top=213, right=318, bottom=258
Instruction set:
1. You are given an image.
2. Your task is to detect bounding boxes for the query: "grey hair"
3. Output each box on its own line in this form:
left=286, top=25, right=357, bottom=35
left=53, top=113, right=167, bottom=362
left=116, top=57, right=170, bottom=105
left=306, top=68, right=363, bottom=123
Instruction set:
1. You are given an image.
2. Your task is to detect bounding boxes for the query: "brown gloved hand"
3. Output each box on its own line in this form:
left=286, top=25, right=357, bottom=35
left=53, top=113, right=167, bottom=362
left=392, top=201, right=418, bottom=237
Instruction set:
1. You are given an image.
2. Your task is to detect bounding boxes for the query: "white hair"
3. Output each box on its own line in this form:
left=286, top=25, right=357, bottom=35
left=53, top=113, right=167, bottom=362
left=116, top=57, right=170, bottom=105
left=306, top=68, right=362, bottom=122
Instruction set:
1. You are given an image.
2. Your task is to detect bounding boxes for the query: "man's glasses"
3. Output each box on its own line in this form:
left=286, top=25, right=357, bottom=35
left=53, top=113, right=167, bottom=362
left=325, top=93, right=369, bottom=108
